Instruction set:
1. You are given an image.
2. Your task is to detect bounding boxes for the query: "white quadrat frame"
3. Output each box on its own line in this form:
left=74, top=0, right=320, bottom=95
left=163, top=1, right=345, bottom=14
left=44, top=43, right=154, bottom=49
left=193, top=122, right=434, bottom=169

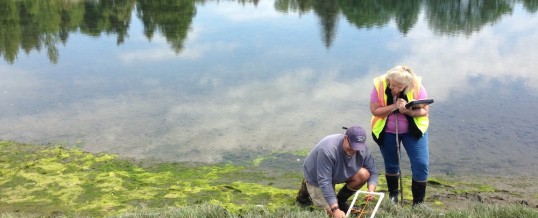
left=345, top=191, right=385, bottom=218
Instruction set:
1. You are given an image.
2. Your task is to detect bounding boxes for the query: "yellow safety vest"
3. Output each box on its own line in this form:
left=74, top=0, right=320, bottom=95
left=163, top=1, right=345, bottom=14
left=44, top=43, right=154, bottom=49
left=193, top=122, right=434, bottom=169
left=370, top=75, right=429, bottom=141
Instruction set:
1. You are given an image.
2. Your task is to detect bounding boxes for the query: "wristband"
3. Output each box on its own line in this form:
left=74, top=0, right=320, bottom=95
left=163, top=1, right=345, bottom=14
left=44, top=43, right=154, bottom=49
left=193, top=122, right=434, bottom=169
left=330, top=206, right=339, bottom=212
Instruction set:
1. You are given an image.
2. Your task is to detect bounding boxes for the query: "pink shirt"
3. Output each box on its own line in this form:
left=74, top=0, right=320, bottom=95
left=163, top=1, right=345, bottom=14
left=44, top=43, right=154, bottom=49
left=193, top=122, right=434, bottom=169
left=370, top=85, right=427, bottom=134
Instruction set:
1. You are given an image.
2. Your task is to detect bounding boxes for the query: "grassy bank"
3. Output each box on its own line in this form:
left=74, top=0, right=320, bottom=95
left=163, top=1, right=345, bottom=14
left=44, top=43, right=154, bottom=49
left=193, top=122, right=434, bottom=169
left=1, top=141, right=536, bottom=217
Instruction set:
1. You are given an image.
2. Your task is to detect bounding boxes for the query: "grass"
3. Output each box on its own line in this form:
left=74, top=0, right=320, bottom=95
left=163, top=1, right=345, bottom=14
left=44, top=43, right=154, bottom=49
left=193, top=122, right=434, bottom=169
left=0, top=141, right=536, bottom=217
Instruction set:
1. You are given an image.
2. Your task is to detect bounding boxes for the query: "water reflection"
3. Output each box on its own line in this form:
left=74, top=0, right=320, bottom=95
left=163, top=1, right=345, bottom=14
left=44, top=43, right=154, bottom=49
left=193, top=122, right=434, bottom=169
left=137, top=0, right=196, bottom=53
left=1, top=0, right=538, bottom=176
left=1, top=0, right=537, bottom=63
left=0, top=0, right=136, bottom=64
left=426, top=0, right=512, bottom=36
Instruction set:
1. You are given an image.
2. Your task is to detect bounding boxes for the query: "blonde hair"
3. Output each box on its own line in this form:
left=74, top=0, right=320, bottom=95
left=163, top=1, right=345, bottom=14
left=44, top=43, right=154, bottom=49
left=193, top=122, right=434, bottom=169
left=385, top=65, right=420, bottom=94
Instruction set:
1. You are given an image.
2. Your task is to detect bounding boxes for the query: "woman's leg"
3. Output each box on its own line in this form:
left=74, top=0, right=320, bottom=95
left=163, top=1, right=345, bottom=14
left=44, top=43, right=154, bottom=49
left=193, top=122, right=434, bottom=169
left=380, top=133, right=401, bottom=203
left=379, top=133, right=400, bottom=175
left=402, top=132, right=429, bottom=205
left=401, top=132, right=429, bottom=181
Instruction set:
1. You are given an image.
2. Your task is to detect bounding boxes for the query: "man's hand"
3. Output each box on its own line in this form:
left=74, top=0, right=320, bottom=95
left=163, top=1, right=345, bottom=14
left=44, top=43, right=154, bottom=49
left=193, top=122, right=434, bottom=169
left=332, top=208, right=346, bottom=218
left=364, top=194, right=375, bottom=201
left=328, top=204, right=346, bottom=218
left=364, top=185, right=377, bottom=201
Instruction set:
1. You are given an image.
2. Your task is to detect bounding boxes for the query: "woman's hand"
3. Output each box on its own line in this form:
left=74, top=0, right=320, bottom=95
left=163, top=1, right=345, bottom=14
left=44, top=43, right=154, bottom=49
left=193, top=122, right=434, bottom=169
left=395, top=98, right=416, bottom=116
left=395, top=98, right=407, bottom=111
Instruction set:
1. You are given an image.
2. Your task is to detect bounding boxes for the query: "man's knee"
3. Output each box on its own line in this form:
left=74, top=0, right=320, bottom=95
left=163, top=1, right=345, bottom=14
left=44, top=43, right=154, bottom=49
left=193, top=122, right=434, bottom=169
left=348, top=168, right=370, bottom=188
left=358, top=167, right=370, bottom=179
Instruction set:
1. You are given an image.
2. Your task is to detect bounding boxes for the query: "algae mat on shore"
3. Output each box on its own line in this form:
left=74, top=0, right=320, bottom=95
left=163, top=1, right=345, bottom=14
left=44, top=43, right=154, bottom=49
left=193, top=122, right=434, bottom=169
left=1, top=141, right=536, bottom=217
left=0, top=141, right=298, bottom=217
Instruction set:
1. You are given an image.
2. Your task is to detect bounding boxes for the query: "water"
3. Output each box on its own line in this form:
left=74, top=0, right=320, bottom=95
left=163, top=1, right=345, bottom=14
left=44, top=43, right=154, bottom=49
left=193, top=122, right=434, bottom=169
left=1, top=0, right=537, bottom=176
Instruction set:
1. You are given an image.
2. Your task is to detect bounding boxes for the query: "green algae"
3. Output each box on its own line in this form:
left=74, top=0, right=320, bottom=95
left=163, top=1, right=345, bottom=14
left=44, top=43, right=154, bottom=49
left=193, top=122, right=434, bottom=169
left=0, top=140, right=531, bottom=217
left=0, top=141, right=297, bottom=217
left=426, top=176, right=498, bottom=195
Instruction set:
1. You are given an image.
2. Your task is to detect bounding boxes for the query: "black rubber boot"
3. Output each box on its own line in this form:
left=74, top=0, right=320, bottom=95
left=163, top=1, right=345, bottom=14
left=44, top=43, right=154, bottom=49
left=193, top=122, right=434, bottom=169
left=412, top=180, right=427, bottom=206
left=336, top=184, right=356, bottom=213
left=386, top=175, right=399, bottom=204
left=296, top=179, right=313, bottom=207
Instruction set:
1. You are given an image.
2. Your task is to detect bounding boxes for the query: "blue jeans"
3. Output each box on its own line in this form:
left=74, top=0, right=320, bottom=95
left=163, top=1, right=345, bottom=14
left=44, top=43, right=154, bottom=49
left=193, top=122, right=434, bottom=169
left=379, top=132, right=429, bottom=181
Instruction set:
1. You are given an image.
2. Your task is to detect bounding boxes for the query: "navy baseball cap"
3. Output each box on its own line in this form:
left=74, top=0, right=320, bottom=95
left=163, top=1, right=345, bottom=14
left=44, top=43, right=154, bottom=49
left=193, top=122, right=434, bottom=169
left=345, top=126, right=367, bottom=151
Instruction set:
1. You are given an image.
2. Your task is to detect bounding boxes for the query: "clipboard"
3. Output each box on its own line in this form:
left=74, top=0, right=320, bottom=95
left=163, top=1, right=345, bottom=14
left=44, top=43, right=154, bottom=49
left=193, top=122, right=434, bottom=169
left=405, top=98, right=434, bottom=109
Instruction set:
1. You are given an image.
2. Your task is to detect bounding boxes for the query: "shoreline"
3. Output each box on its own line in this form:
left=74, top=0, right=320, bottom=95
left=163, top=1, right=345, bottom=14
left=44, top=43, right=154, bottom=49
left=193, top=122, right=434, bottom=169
left=1, top=141, right=536, bottom=217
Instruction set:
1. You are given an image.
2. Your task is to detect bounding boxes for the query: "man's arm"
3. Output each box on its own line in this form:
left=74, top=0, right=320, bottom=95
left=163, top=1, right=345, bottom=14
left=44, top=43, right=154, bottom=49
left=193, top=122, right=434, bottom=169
left=363, top=151, right=379, bottom=189
left=316, top=149, right=338, bottom=206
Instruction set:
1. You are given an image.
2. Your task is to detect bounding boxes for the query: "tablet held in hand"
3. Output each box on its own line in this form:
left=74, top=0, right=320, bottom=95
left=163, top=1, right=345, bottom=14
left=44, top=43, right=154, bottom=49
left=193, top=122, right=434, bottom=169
left=405, top=99, right=434, bottom=109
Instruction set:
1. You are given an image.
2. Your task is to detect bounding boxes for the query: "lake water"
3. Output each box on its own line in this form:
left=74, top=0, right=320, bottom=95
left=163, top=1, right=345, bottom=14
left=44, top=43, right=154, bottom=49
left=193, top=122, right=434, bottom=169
left=1, top=0, right=537, bottom=176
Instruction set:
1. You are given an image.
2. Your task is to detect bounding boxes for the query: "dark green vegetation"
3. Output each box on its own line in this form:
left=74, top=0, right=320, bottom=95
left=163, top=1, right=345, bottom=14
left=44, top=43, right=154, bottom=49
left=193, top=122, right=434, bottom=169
left=1, top=141, right=537, bottom=217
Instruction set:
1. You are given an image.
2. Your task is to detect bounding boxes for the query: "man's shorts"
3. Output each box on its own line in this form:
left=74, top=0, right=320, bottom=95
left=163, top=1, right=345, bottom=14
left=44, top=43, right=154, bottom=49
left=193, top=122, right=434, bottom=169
left=305, top=180, right=332, bottom=209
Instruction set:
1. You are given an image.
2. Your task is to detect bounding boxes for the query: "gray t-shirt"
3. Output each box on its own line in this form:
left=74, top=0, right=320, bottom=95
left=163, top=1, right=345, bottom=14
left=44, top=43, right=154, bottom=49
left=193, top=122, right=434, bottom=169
left=303, top=134, right=379, bottom=205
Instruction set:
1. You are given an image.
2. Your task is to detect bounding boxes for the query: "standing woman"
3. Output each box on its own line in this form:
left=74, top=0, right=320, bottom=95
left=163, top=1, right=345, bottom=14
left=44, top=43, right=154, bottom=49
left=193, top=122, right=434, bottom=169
left=369, top=65, right=430, bottom=206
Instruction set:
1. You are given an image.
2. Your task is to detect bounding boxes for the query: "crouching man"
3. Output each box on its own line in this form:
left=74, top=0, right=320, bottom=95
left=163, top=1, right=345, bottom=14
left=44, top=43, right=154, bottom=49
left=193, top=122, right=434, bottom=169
left=297, top=126, right=379, bottom=218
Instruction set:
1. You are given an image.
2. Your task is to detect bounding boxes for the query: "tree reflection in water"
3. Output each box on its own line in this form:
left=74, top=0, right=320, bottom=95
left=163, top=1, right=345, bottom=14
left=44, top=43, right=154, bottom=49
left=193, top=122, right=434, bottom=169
left=1, top=0, right=536, bottom=64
